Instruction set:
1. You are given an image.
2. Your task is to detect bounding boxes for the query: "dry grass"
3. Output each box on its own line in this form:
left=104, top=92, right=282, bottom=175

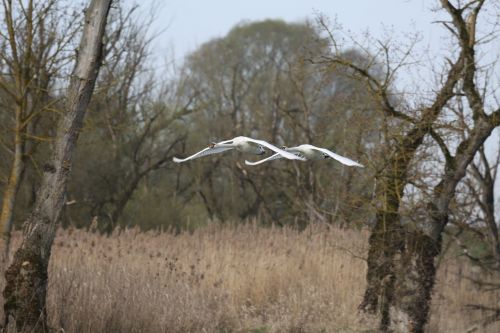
left=0, top=223, right=499, bottom=332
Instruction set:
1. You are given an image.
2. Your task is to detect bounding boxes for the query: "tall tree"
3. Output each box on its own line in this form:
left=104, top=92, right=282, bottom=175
left=316, top=0, right=499, bottom=331
left=2, top=0, right=112, bottom=331
left=63, top=4, right=194, bottom=232
left=399, top=2, right=500, bottom=331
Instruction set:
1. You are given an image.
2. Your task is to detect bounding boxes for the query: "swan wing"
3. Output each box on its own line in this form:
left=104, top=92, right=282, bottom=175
left=309, top=145, right=364, bottom=167
left=244, top=153, right=285, bottom=166
left=173, top=146, right=233, bottom=163
left=241, top=137, right=306, bottom=161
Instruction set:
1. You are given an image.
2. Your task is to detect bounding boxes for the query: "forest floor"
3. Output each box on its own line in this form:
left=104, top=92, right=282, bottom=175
left=1, top=223, right=499, bottom=332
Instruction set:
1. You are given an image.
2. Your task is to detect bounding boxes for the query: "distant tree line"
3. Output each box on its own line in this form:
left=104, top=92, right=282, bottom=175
left=1, top=4, right=383, bottom=234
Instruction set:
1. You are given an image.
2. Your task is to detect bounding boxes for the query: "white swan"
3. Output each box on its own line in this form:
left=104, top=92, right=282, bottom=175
left=245, top=144, right=364, bottom=167
left=173, top=136, right=306, bottom=163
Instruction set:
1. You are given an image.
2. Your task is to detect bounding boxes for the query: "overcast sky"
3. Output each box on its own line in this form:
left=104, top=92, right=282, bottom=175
left=131, top=0, right=450, bottom=62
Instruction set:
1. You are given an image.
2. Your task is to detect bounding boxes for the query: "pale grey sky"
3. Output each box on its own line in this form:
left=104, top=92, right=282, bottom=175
left=132, top=0, right=448, bottom=62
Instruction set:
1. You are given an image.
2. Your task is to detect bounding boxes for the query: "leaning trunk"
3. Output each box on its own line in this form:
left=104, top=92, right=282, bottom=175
left=2, top=0, right=112, bottom=331
left=0, top=111, right=24, bottom=259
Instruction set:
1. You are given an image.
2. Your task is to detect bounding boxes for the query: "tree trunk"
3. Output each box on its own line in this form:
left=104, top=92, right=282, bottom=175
left=395, top=116, right=499, bottom=332
left=2, top=0, right=112, bottom=331
left=359, top=127, right=428, bottom=330
left=481, top=167, right=500, bottom=264
left=359, top=173, right=406, bottom=331
left=1, top=109, right=24, bottom=260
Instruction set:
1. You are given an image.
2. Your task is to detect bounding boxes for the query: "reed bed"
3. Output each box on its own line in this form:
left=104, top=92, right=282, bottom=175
left=1, top=223, right=498, bottom=332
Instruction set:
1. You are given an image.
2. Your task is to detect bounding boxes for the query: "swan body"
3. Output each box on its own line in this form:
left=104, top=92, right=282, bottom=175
left=173, top=136, right=305, bottom=163
left=245, top=144, right=364, bottom=167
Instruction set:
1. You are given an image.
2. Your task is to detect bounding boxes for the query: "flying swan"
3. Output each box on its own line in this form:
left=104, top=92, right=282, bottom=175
left=173, top=136, right=306, bottom=163
left=245, top=144, right=364, bottom=167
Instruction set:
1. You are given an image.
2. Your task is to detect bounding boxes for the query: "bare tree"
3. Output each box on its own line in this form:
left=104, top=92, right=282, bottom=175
left=316, top=0, right=499, bottom=331
left=2, top=0, right=112, bottom=330
left=62, top=5, right=195, bottom=231
left=0, top=0, right=80, bottom=257
left=404, top=2, right=500, bottom=331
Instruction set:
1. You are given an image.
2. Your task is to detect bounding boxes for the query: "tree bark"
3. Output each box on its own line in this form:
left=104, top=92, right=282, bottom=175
left=359, top=132, right=423, bottom=330
left=2, top=0, right=112, bottom=331
left=0, top=117, right=23, bottom=259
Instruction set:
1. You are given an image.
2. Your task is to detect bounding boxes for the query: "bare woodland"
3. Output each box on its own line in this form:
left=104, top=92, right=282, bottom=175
left=0, top=0, right=499, bottom=332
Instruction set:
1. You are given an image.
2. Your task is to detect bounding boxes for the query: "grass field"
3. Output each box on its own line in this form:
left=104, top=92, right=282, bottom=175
left=1, top=223, right=499, bottom=332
